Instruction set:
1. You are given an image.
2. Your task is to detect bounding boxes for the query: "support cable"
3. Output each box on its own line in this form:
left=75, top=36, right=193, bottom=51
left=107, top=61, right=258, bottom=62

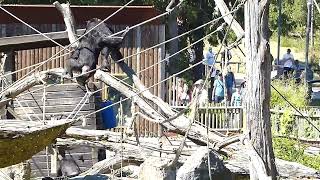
left=0, top=6, right=70, bottom=50
left=271, top=84, right=320, bottom=133
left=0, top=0, right=136, bottom=94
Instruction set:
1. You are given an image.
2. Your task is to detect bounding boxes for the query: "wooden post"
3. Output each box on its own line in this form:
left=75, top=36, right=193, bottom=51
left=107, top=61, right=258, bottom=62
left=244, top=0, right=277, bottom=179
left=276, top=0, right=282, bottom=65
left=3, top=50, right=16, bottom=84
left=306, top=0, right=312, bottom=86
left=3, top=50, right=16, bottom=119
left=310, top=0, right=315, bottom=64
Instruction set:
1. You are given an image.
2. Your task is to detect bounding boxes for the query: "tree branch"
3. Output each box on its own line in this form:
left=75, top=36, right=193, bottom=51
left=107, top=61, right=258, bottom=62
left=54, top=1, right=79, bottom=48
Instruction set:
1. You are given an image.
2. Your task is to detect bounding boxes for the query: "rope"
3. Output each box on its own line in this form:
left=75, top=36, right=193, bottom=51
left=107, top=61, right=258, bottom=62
left=0, top=52, right=72, bottom=79
left=271, top=84, right=320, bottom=133
left=0, top=0, right=238, bottom=82
left=0, top=6, right=70, bottom=50
left=75, top=0, right=244, bottom=121
left=64, top=10, right=241, bottom=121
left=0, top=55, right=42, bottom=121
left=65, top=91, right=90, bottom=121
left=42, top=84, right=46, bottom=121
left=76, top=26, right=225, bottom=118
left=0, top=0, right=135, bottom=94
left=72, top=5, right=245, bottom=79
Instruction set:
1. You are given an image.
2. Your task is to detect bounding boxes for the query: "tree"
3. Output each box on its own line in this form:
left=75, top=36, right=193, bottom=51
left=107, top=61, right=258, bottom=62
left=244, top=0, right=277, bottom=179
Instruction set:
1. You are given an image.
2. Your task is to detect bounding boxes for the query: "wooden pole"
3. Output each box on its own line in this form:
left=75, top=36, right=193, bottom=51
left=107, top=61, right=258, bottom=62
left=244, top=0, right=277, bottom=179
left=310, top=0, right=315, bottom=64
left=276, top=0, right=282, bottom=65
left=306, top=0, right=312, bottom=84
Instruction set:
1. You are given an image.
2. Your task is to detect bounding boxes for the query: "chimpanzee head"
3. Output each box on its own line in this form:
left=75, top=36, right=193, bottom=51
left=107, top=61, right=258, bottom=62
left=84, top=18, right=114, bottom=47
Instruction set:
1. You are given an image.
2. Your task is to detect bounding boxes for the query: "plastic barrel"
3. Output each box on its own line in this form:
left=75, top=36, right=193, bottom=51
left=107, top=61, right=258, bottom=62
left=100, top=100, right=117, bottom=129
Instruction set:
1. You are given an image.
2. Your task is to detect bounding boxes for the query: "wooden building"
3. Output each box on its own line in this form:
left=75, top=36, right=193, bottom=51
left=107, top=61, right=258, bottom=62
left=0, top=5, right=165, bottom=178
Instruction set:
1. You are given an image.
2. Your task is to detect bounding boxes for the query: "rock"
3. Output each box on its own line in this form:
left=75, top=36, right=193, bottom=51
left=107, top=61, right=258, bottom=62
left=0, top=162, right=31, bottom=180
left=139, top=157, right=176, bottom=180
left=176, top=147, right=231, bottom=180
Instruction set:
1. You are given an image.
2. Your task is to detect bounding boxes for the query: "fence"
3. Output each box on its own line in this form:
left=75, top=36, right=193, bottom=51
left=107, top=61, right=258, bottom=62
left=271, top=108, right=320, bottom=140
left=172, top=105, right=244, bottom=131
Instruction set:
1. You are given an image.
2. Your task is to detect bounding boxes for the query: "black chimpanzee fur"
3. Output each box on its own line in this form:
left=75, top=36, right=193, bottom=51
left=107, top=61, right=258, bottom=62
left=66, top=18, right=129, bottom=85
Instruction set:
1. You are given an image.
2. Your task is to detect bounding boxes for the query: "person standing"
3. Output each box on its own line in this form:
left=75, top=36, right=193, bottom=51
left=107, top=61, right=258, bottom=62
left=220, top=48, right=232, bottom=69
left=205, top=47, right=216, bottom=102
left=283, top=48, right=294, bottom=78
left=231, top=87, right=242, bottom=106
left=224, top=66, right=236, bottom=103
left=205, top=47, right=215, bottom=66
left=213, top=73, right=224, bottom=103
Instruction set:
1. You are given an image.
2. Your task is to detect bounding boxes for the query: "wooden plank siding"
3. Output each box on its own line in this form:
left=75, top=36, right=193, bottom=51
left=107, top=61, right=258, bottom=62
left=0, top=6, right=165, bottom=178
left=1, top=23, right=165, bottom=170
left=11, top=83, right=97, bottom=177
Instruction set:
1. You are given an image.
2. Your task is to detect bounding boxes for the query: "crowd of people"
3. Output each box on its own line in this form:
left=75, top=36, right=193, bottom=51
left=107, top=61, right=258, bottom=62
left=175, top=47, right=245, bottom=106
left=174, top=46, right=315, bottom=107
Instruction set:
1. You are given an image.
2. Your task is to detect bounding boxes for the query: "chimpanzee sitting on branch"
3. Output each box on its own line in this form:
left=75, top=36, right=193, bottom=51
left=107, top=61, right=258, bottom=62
left=66, top=18, right=129, bottom=86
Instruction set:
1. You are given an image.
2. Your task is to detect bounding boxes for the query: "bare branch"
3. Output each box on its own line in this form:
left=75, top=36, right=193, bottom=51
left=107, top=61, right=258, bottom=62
left=54, top=1, right=78, bottom=48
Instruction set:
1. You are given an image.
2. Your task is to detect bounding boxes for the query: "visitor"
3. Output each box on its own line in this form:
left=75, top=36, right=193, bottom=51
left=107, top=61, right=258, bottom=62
left=231, top=87, right=242, bottom=106
left=283, top=48, right=294, bottom=78
left=213, top=73, right=224, bottom=103
left=224, top=65, right=236, bottom=103
left=176, top=78, right=185, bottom=106
left=220, top=48, right=232, bottom=69
left=192, top=79, right=208, bottom=106
left=180, top=84, right=190, bottom=106
left=293, top=60, right=302, bottom=83
left=205, top=47, right=216, bottom=67
left=208, top=67, right=217, bottom=103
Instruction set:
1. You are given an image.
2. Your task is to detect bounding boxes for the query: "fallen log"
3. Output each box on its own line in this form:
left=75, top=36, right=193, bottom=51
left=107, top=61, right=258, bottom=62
left=95, top=70, right=224, bottom=146
left=0, top=68, right=66, bottom=108
left=81, top=155, right=143, bottom=176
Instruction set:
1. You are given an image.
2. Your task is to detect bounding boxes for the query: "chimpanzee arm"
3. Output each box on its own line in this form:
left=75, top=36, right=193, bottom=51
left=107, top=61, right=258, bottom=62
left=101, top=47, right=111, bottom=70
left=100, top=26, right=130, bottom=47
left=109, top=47, right=136, bottom=79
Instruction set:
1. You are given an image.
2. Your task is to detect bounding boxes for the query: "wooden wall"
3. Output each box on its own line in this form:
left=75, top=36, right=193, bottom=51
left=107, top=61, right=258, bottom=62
left=13, top=83, right=97, bottom=177
left=0, top=22, right=166, bottom=177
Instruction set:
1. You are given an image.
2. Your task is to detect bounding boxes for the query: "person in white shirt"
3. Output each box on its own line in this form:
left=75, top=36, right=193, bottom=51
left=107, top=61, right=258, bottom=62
left=283, top=48, right=294, bottom=78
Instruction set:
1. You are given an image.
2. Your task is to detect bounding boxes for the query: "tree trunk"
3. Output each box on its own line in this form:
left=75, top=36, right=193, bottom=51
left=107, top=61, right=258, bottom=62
left=244, top=0, right=277, bottom=179
left=167, top=9, right=180, bottom=75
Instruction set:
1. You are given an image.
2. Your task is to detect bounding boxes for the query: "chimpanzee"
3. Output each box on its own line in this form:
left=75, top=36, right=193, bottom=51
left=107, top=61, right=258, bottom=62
left=66, top=18, right=129, bottom=85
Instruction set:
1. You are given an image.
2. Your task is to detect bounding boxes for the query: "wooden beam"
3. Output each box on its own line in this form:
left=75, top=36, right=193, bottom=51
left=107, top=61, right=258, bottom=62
left=0, top=29, right=85, bottom=52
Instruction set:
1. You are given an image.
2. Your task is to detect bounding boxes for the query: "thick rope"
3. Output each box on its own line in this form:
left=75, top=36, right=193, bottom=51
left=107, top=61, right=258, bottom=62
left=0, top=0, right=135, bottom=94
left=72, top=5, right=244, bottom=79
left=0, top=6, right=70, bottom=50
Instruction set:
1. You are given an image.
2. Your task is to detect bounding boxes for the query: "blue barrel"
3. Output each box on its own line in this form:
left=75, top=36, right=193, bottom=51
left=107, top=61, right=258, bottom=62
left=100, top=100, right=117, bottom=129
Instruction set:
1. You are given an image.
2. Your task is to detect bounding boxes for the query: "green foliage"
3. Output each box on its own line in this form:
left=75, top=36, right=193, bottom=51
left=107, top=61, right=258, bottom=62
left=271, top=80, right=308, bottom=108
left=273, top=137, right=320, bottom=170
left=278, top=109, right=296, bottom=135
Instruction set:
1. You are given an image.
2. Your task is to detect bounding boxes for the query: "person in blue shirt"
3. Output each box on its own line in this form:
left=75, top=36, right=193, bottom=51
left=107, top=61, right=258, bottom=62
left=231, top=87, right=242, bottom=106
left=224, top=66, right=235, bottom=103
left=205, top=47, right=215, bottom=66
left=213, top=73, right=224, bottom=103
